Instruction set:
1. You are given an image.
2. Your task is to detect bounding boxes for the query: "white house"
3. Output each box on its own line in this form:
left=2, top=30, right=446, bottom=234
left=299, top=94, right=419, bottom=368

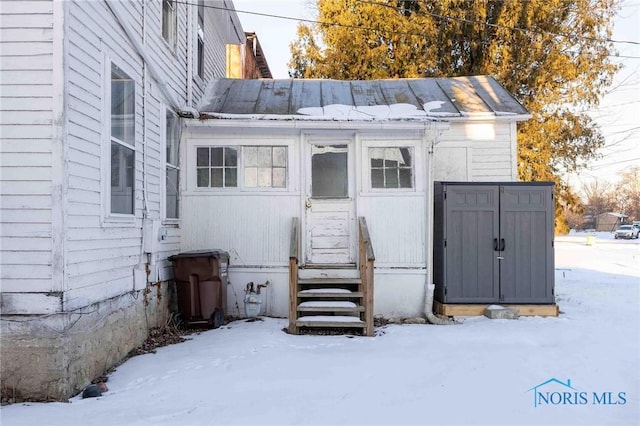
left=181, top=77, right=531, bottom=335
left=0, top=0, right=262, bottom=401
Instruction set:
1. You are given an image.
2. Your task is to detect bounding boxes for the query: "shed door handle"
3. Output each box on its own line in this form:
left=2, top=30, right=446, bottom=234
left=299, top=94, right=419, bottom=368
left=493, top=238, right=499, bottom=251
left=500, top=238, right=506, bottom=252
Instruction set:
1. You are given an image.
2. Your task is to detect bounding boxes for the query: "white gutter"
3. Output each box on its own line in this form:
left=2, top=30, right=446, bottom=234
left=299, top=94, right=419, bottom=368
left=105, top=0, right=181, bottom=111
left=195, top=112, right=531, bottom=123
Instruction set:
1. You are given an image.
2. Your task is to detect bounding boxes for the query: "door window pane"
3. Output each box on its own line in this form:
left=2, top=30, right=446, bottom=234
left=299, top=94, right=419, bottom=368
left=311, top=145, right=348, bottom=197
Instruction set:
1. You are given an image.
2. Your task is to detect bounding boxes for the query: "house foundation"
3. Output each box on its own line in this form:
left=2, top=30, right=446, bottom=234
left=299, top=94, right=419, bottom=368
left=0, top=283, right=173, bottom=401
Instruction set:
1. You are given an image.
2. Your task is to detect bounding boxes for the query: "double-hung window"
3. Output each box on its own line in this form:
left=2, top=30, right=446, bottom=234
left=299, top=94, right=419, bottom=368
left=165, top=110, right=180, bottom=219
left=162, top=0, right=177, bottom=48
left=370, top=147, right=413, bottom=189
left=110, top=64, right=135, bottom=214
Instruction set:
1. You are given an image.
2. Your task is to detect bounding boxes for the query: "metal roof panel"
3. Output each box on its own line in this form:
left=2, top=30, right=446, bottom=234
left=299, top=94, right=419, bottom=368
left=197, top=77, right=529, bottom=121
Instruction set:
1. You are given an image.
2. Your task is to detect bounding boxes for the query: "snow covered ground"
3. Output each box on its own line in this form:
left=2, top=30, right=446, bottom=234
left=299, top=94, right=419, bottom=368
left=2, top=232, right=638, bottom=426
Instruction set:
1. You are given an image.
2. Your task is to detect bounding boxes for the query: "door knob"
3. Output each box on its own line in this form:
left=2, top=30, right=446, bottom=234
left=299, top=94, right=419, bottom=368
left=305, top=199, right=312, bottom=209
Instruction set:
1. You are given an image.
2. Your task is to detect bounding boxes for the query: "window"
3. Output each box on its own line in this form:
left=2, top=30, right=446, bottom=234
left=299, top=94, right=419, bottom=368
left=110, top=63, right=135, bottom=214
left=197, top=0, right=204, bottom=78
left=197, top=147, right=238, bottom=188
left=370, top=147, right=413, bottom=189
left=166, top=110, right=180, bottom=218
left=162, top=0, right=177, bottom=47
left=244, top=146, right=287, bottom=188
left=195, top=146, right=288, bottom=189
left=311, top=145, right=347, bottom=197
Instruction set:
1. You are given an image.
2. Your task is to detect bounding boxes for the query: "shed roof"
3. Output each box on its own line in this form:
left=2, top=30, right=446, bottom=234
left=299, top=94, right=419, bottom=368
left=197, top=76, right=530, bottom=121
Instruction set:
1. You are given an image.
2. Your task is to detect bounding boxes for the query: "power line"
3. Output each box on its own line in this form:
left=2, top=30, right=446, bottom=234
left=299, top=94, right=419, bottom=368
left=589, top=157, right=640, bottom=168
left=178, top=0, right=640, bottom=60
left=356, top=0, right=640, bottom=46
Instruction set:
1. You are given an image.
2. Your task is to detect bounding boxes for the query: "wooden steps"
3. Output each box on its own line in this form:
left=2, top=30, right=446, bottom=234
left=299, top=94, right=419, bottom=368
left=288, top=217, right=375, bottom=336
left=293, top=273, right=368, bottom=333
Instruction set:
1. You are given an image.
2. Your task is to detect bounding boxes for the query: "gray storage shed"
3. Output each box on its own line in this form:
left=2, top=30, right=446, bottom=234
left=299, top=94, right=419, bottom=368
left=433, top=182, right=555, bottom=305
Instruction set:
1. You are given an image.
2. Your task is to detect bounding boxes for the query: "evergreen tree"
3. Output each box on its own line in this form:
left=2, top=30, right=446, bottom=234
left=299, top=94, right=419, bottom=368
left=289, top=0, right=620, bottom=230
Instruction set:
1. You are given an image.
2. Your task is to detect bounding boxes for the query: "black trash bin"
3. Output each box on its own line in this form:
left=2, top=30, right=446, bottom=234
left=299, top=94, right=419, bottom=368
left=169, top=250, right=229, bottom=328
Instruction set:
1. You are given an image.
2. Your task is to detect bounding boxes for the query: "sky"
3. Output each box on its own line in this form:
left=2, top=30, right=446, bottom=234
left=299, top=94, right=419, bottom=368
left=232, top=0, right=640, bottom=193
left=2, top=232, right=639, bottom=425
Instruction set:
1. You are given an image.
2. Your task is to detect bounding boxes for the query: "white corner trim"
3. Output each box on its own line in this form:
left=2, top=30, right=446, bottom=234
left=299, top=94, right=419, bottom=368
left=51, top=0, right=67, bottom=294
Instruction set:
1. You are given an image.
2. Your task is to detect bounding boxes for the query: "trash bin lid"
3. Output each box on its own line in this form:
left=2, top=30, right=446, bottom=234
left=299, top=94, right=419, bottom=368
left=169, top=250, right=229, bottom=261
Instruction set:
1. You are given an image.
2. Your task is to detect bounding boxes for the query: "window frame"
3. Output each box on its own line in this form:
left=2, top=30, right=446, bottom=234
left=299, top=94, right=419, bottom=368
left=163, top=108, right=180, bottom=221
left=102, top=57, right=137, bottom=224
left=196, top=146, right=239, bottom=189
left=362, top=140, right=419, bottom=193
left=162, top=0, right=177, bottom=50
left=369, top=146, right=415, bottom=190
left=190, top=143, right=290, bottom=192
left=196, top=0, right=204, bottom=79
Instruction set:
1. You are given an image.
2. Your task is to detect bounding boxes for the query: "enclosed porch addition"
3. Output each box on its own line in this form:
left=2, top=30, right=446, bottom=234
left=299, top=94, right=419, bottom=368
left=180, top=77, right=532, bottom=332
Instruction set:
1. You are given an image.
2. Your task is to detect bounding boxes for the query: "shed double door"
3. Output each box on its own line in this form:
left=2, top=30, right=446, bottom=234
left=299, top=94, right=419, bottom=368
left=434, top=182, right=555, bottom=304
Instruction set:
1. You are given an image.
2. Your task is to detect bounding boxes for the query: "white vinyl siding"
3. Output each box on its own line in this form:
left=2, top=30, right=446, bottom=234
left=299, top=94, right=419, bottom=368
left=435, top=121, right=516, bottom=182
left=0, top=0, right=57, bottom=310
left=61, top=0, right=204, bottom=309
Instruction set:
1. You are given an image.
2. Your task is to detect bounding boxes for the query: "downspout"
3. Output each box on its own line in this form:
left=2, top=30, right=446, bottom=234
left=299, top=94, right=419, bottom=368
left=186, top=0, right=193, bottom=109
left=140, top=0, right=151, bottom=289
left=424, top=122, right=457, bottom=325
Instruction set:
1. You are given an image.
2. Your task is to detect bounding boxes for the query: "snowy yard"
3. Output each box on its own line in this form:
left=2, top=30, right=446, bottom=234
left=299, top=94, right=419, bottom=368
left=1, top=232, right=638, bottom=426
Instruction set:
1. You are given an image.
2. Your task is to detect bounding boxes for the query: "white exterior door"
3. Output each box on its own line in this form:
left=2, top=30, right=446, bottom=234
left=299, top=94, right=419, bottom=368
left=304, top=141, right=356, bottom=265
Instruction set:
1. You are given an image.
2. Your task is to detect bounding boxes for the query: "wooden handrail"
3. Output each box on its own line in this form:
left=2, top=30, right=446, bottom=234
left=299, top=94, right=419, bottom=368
left=358, top=217, right=375, bottom=336
left=288, top=217, right=299, bottom=334
left=289, top=217, right=299, bottom=261
left=358, top=217, right=375, bottom=262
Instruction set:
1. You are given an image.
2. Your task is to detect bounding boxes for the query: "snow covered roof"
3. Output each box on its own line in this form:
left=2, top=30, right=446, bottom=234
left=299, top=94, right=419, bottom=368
left=196, top=76, right=530, bottom=121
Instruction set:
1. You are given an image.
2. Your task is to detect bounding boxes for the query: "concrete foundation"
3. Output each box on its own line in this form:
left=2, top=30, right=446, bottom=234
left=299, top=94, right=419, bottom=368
left=0, top=282, right=173, bottom=401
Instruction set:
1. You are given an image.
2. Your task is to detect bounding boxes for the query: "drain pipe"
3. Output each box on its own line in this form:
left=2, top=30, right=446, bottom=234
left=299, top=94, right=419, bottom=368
left=424, top=123, right=457, bottom=325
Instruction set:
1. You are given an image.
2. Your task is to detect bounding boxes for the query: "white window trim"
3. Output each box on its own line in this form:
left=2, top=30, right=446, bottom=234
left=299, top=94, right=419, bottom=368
left=162, top=107, right=181, bottom=223
left=101, top=54, right=137, bottom=226
left=360, top=138, right=422, bottom=194
left=188, top=139, right=294, bottom=193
